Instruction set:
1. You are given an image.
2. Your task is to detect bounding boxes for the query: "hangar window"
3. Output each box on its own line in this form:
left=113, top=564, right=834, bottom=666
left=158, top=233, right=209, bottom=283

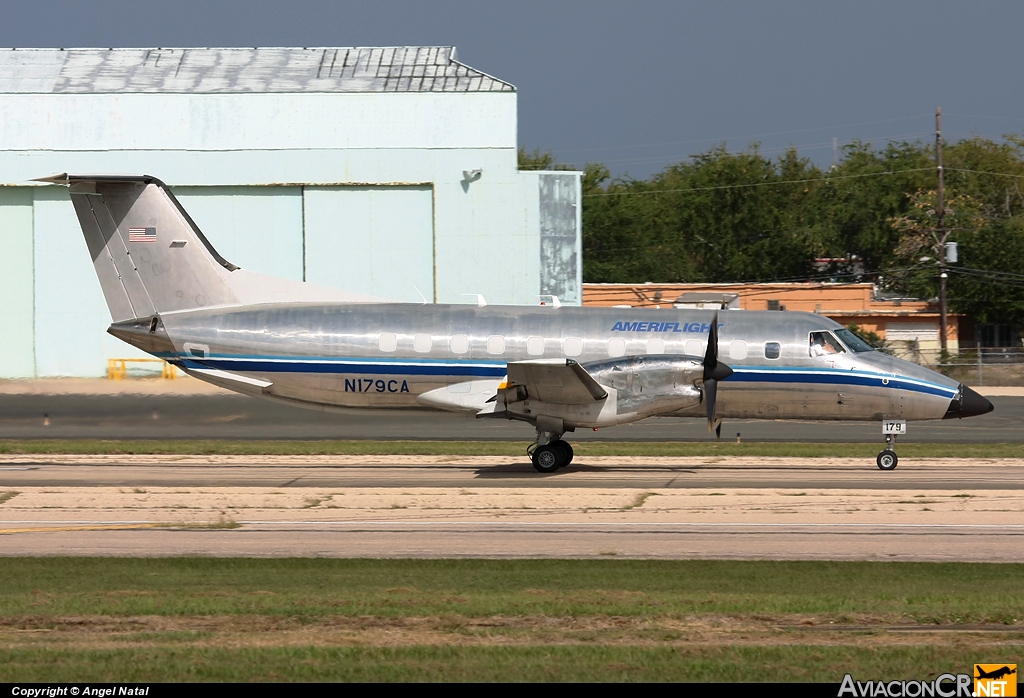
left=607, top=338, right=626, bottom=357
left=527, top=336, right=545, bottom=356
left=486, top=335, right=505, bottom=355
left=563, top=336, right=583, bottom=357
left=450, top=334, right=469, bottom=354
left=413, top=334, right=432, bottom=353
left=647, top=338, right=665, bottom=354
left=378, top=333, right=397, bottom=352
left=764, top=342, right=781, bottom=360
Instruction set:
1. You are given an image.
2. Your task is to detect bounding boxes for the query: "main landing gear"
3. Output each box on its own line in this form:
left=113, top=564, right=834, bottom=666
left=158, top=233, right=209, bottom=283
left=877, top=434, right=899, bottom=471
left=528, top=432, right=574, bottom=473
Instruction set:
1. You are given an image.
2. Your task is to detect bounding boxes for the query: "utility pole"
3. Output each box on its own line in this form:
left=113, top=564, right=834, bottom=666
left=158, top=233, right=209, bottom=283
left=936, top=107, right=948, bottom=352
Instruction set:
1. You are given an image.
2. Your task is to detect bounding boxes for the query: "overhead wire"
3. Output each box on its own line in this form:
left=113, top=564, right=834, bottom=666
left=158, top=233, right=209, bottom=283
left=592, top=132, right=934, bottom=168
left=582, top=167, right=936, bottom=198
left=556, top=114, right=935, bottom=157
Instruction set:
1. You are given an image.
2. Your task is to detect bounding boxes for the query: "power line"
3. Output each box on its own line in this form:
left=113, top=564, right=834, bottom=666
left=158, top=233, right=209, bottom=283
left=582, top=167, right=935, bottom=198
left=555, top=114, right=934, bottom=157
left=591, top=132, right=934, bottom=169
left=946, top=167, right=1024, bottom=180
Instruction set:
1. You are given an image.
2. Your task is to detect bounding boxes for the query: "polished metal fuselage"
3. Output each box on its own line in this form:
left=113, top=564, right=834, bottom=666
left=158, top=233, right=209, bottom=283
left=114, top=302, right=961, bottom=427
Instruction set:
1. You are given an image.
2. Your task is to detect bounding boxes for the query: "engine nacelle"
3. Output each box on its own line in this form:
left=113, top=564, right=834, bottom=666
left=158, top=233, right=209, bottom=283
left=583, top=355, right=704, bottom=419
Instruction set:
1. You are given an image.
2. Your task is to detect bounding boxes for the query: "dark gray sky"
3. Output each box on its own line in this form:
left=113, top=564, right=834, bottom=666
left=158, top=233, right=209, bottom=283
left=5, top=1, right=1023, bottom=179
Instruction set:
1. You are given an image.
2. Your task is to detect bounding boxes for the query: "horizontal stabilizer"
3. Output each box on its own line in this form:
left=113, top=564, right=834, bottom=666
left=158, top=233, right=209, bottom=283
left=186, top=368, right=273, bottom=396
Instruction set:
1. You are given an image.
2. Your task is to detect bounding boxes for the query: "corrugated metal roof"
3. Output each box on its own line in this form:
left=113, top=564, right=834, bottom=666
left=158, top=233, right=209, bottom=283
left=0, top=47, right=515, bottom=93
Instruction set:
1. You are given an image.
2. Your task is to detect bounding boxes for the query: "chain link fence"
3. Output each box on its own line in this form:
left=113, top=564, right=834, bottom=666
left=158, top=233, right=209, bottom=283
left=922, top=345, right=1024, bottom=386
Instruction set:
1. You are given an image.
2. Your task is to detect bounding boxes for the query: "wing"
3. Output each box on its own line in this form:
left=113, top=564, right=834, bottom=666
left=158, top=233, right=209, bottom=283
left=505, top=359, right=607, bottom=404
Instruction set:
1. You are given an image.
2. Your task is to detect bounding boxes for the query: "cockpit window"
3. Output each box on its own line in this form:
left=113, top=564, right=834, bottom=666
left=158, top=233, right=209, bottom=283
left=809, top=331, right=845, bottom=357
left=834, top=328, right=875, bottom=353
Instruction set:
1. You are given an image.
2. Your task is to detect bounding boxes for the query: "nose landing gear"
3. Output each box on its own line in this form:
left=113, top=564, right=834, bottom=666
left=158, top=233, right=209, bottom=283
left=877, top=434, right=899, bottom=471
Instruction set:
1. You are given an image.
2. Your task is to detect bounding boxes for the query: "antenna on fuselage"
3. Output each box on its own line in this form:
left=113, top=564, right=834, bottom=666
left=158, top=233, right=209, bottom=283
left=461, top=294, right=487, bottom=307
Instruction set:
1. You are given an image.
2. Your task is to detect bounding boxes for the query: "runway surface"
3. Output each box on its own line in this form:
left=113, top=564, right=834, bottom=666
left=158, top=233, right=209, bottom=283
left=2, top=454, right=1022, bottom=561
left=1, top=391, right=1021, bottom=442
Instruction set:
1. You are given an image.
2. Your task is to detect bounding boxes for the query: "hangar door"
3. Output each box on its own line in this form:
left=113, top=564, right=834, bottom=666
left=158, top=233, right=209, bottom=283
left=303, top=186, right=434, bottom=303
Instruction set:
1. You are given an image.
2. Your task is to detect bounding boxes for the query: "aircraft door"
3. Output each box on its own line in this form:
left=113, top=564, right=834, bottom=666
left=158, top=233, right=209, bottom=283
left=888, top=366, right=905, bottom=418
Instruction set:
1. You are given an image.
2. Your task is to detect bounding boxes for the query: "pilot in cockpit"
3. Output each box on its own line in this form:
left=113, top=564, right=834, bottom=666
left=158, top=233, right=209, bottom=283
left=809, top=331, right=843, bottom=357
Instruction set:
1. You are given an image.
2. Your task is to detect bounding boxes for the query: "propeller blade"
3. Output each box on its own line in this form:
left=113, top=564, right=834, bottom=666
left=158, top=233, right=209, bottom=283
left=705, top=377, right=717, bottom=430
left=715, top=421, right=722, bottom=440
left=702, top=312, right=719, bottom=380
left=702, top=311, right=734, bottom=432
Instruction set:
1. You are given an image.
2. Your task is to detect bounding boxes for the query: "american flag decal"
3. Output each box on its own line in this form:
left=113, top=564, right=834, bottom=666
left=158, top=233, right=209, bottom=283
left=128, top=227, right=157, bottom=242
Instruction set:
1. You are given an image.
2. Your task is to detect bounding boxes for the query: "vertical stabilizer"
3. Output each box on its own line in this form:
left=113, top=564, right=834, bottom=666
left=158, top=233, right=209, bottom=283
left=36, top=174, right=240, bottom=322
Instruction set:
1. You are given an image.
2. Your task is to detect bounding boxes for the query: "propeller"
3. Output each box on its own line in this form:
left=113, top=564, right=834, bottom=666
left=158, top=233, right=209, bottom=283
left=702, top=311, right=733, bottom=436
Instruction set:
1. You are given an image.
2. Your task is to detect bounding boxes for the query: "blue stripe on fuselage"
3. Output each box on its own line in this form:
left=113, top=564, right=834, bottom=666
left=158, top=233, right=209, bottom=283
left=177, top=356, right=507, bottom=378
left=729, top=366, right=956, bottom=398
left=170, top=353, right=957, bottom=399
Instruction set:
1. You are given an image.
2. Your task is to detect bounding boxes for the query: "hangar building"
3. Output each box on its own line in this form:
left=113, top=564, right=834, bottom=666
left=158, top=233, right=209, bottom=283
left=0, top=47, right=582, bottom=377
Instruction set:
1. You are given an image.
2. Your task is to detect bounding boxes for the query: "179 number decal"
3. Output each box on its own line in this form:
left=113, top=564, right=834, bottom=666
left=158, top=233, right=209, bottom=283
left=344, top=378, right=410, bottom=393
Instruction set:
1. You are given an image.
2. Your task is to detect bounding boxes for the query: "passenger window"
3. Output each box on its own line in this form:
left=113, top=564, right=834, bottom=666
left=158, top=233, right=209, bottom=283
left=413, top=334, right=432, bottom=353
left=685, top=339, right=703, bottom=356
left=486, top=335, right=505, bottom=354
left=728, top=340, right=747, bottom=360
left=450, top=334, right=469, bottom=354
left=607, top=338, right=626, bottom=357
left=563, top=336, right=583, bottom=357
left=764, top=342, right=780, bottom=360
left=527, top=336, right=545, bottom=356
left=809, top=331, right=845, bottom=357
left=378, top=333, right=397, bottom=352
left=647, top=338, right=665, bottom=354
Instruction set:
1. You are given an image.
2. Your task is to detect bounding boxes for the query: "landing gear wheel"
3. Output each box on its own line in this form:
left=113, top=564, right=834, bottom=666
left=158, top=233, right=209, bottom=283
left=532, top=444, right=561, bottom=473
left=876, top=449, right=898, bottom=471
left=551, top=440, right=574, bottom=468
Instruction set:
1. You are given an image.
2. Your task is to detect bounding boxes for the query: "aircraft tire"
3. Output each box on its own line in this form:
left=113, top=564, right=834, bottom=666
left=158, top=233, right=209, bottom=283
left=532, top=445, right=561, bottom=473
left=552, top=440, right=574, bottom=468
left=876, top=449, right=898, bottom=471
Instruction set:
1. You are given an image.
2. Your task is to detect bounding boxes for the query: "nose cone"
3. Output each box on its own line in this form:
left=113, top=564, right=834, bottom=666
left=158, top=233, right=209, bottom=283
left=943, top=384, right=994, bottom=419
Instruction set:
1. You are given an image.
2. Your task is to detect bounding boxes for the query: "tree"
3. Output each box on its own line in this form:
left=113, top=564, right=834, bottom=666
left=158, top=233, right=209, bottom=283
left=518, top=148, right=574, bottom=171
left=528, top=136, right=1024, bottom=337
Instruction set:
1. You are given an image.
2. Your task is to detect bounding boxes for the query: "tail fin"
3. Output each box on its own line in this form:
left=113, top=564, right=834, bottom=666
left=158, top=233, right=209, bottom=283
left=36, top=174, right=239, bottom=322
left=36, top=173, right=382, bottom=323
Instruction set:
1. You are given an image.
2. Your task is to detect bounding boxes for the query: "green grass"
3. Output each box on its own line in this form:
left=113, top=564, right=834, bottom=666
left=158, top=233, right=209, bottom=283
left=3, top=645, right=1018, bottom=682
left=1, top=559, right=1022, bottom=681
left=1, top=558, right=1021, bottom=621
left=1, top=559, right=1023, bottom=682
left=1, top=439, right=1022, bottom=458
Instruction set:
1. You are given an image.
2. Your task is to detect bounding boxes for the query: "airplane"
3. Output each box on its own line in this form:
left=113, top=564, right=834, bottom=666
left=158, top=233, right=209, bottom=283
left=37, top=173, right=994, bottom=473
left=975, top=666, right=1016, bottom=681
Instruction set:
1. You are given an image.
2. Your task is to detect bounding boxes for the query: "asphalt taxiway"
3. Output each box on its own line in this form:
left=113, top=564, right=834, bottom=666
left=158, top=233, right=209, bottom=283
left=2, top=380, right=1020, bottom=561
left=0, top=386, right=1021, bottom=442
left=1, top=455, right=1021, bottom=561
